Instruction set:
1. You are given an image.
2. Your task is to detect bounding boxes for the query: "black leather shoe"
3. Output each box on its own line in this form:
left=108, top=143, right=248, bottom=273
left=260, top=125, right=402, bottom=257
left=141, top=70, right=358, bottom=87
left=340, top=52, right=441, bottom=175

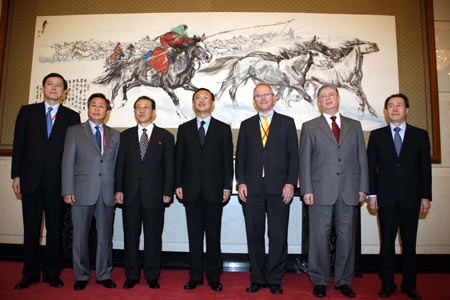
left=402, top=287, right=422, bottom=300
left=123, top=279, right=138, bottom=289
left=246, top=282, right=264, bottom=293
left=379, top=284, right=397, bottom=297
left=43, top=277, right=64, bottom=288
left=14, top=277, right=40, bottom=290
left=335, top=284, right=356, bottom=298
left=313, top=285, right=327, bottom=297
left=269, top=284, right=283, bottom=295
left=184, top=280, right=203, bottom=290
left=208, top=281, right=223, bottom=292
left=74, top=280, right=88, bottom=290
left=96, top=279, right=116, bottom=288
left=147, top=279, right=160, bottom=289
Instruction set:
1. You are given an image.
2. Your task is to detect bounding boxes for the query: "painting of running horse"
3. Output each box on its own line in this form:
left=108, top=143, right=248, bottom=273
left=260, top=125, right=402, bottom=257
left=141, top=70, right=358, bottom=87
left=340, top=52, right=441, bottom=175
left=29, top=13, right=398, bottom=129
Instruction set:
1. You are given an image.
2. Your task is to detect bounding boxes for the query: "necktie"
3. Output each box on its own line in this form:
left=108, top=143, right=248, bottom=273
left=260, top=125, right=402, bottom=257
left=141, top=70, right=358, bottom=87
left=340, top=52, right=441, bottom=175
left=95, top=126, right=102, bottom=152
left=199, top=121, right=206, bottom=147
left=140, top=128, right=149, bottom=160
left=331, top=116, right=340, bottom=143
left=261, top=115, right=269, bottom=177
left=261, top=115, right=269, bottom=147
left=46, top=107, right=53, bottom=137
left=394, top=127, right=402, bottom=156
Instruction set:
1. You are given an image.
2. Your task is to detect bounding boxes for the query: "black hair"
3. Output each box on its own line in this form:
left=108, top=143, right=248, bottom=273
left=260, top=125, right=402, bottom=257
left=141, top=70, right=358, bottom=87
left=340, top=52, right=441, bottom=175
left=134, top=96, right=156, bottom=109
left=384, top=93, right=410, bottom=109
left=87, top=93, right=112, bottom=111
left=42, top=72, right=68, bottom=90
left=192, top=88, right=215, bottom=101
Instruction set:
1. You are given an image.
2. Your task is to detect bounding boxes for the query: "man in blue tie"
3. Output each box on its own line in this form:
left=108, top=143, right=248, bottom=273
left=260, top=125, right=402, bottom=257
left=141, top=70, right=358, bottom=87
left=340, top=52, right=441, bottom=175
left=11, top=73, right=80, bottom=289
left=62, top=93, right=120, bottom=291
left=367, top=94, right=432, bottom=300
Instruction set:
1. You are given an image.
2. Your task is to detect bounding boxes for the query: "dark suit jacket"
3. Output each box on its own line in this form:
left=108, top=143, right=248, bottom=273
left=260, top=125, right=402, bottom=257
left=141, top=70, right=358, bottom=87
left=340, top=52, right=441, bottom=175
left=235, top=112, right=299, bottom=195
left=175, top=117, right=233, bottom=202
left=367, top=123, right=432, bottom=210
left=115, top=125, right=174, bottom=209
left=11, top=102, right=80, bottom=194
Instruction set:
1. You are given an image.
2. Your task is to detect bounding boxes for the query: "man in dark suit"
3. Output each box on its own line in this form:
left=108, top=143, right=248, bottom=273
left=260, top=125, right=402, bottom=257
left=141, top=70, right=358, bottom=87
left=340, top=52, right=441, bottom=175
left=367, top=94, right=431, bottom=300
left=62, top=93, right=120, bottom=291
left=175, top=88, right=233, bottom=292
left=11, top=73, right=80, bottom=289
left=236, top=83, right=299, bottom=295
left=114, top=96, right=174, bottom=289
left=299, top=84, right=369, bottom=298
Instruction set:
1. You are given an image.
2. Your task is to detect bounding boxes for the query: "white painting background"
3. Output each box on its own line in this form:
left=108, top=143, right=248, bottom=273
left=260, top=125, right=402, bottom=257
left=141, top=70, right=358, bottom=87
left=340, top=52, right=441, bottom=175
left=30, top=12, right=398, bottom=130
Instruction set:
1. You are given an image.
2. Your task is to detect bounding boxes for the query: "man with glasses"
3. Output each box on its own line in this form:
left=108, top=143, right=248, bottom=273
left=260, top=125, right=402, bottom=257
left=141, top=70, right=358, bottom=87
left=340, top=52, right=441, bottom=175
left=114, top=96, right=174, bottom=289
left=367, top=94, right=431, bottom=300
left=11, top=73, right=80, bottom=289
left=299, top=84, right=369, bottom=298
left=175, top=88, right=233, bottom=292
left=236, top=83, right=299, bottom=295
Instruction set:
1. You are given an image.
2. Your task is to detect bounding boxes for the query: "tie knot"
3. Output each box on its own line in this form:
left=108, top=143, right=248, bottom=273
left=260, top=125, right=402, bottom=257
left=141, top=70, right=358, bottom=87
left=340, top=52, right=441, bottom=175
left=200, top=120, right=205, bottom=126
left=394, top=127, right=401, bottom=133
left=48, top=107, right=53, bottom=112
left=331, top=116, right=336, bottom=122
left=263, top=115, right=268, bottom=120
left=95, top=125, right=100, bottom=131
left=142, top=128, right=147, bottom=133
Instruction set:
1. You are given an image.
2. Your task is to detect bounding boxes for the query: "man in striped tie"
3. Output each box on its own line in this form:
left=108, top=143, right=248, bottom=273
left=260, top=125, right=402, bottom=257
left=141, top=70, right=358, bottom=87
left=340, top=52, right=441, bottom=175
left=114, top=96, right=174, bottom=289
left=236, top=83, right=299, bottom=295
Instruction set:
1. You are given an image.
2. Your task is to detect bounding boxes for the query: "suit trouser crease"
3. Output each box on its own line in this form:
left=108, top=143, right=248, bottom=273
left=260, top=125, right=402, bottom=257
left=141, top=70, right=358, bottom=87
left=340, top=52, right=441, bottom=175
left=378, top=201, right=419, bottom=289
left=72, top=193, right=114, bottom=281
left=308, top=192, right=356, bottom=287
left=185, top=195, right=223, bottom=282
left=123, top=192, right=164, bottom=281
left=243, top=184, right=290, bottom=285
left=22, top=184, right=64, bottom=279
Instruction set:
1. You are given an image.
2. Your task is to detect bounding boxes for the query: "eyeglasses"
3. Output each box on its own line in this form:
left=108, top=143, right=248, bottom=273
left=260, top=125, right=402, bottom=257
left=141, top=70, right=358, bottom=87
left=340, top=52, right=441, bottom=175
left=254, top=93, right=273, bottom=99
left=318, top=93, right=337, bottom=100
left=387, top=103, right=405, bottom=109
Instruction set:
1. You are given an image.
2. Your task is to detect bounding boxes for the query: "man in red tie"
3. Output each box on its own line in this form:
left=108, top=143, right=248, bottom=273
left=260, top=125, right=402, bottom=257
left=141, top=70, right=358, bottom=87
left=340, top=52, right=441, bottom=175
left=299, top=84, right=369, bottom=298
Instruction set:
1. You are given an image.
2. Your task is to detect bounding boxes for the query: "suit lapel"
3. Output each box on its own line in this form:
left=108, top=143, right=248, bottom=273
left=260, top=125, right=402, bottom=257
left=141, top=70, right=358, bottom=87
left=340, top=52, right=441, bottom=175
left=39, top=103, right=49, bottom=140
left=383, top=125, right=398, bottom=158
left=203, top=117, right=216, bottom=147
left=103, top=125, right=112, bottom=155
left=250, top=114, right=264, bottom=149
left=49, top=105, right=65, bottom=140
left=318, top=115, right=338, bottom=144
left=82, top=121, right=101, bottom=154
left=339, top=115, right=350, bottom=144
left=144, top=125, right=161, bottom=160
left=399, top=123, right=411, bottom=157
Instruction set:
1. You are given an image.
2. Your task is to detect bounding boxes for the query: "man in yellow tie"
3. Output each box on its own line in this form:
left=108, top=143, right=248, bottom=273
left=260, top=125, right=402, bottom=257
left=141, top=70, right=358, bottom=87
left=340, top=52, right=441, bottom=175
left=236, top=83, right=299, bottom=295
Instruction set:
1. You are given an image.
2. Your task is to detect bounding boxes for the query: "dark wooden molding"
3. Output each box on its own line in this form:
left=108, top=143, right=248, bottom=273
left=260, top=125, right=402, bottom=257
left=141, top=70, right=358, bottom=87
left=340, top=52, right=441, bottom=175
left=425, top=0, right=441, bottom=163
left=0, top=0, right=10, bottom=157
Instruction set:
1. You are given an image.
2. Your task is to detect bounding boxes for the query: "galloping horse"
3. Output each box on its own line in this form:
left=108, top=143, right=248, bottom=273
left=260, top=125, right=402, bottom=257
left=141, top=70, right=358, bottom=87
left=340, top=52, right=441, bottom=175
left=94, top=36, right=212, bottom=118
left=307, top=38, right=379, bottom=116
left=199, top=45, right=333, bottom=106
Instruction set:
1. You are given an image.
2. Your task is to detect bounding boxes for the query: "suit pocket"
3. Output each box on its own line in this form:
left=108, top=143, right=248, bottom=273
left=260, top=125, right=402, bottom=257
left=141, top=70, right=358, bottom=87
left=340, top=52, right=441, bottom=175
left=312, top=174, right=321, bottom=181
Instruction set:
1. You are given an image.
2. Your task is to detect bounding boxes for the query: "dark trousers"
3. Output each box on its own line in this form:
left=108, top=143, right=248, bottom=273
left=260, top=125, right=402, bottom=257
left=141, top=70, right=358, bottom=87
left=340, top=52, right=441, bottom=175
left=243, top=184, right=290, bottom=285
left=184, top=192, right=223, bottom=282
left=378, top=200, right=420, bottom=289
left=21, top=183, right=64, bottom=279
left=122, top=192, right=164, bottom=281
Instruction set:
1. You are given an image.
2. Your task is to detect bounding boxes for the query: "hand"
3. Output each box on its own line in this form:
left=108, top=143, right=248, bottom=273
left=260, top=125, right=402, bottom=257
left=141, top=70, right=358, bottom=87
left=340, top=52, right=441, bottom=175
left=175, top=187, right=183, bottom=200
left=358, top=192, right=367, bottom=203
left=115, top=192, right=123, bottom=204
left=369, top=196, right=378, bottom=211
left=238, top=184, right=247, bottom=202
left=303, top=193, right=314, bottom=205
left=420, top=199, right=431, bottom=214
left=64, top=194, right=75, bottom=205
left=223, top=190, right=231, bottom=203
left=12, top=177, right=20, bottom=194
left=163, top=195, right=171, bottom=204
left=282, top=184, right=294, bottom=204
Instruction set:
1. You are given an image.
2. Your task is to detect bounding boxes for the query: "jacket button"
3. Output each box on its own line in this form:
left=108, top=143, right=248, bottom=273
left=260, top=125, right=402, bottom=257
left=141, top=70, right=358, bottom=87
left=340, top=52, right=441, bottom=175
left=338, top=158, right=342, bottom=162
left=99, top=173, right=102, bottom=176
left=100, top=160, right=103, bottom=163
left=396, top=163, right=400, bottom=167
left=337, top=172, right=340, bottom=175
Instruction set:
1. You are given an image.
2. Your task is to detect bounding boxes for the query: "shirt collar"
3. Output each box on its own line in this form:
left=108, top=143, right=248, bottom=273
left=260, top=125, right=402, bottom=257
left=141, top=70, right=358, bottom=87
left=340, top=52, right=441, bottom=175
left=88, top=120, right=103, bottom=131
left=390, top=122, right=406, bottom=132
left=44, top=101, right=60, bottom=112
left=197, top=115, right=212, bottom=126
left=258, top=109, right=274, bottom=118
left=138, top=122, right=154, bottom=132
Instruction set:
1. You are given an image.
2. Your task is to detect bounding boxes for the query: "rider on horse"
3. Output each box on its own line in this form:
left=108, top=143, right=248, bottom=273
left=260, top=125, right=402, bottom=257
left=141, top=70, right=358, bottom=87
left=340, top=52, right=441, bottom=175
left=145, top=24, right=193, bottom=74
